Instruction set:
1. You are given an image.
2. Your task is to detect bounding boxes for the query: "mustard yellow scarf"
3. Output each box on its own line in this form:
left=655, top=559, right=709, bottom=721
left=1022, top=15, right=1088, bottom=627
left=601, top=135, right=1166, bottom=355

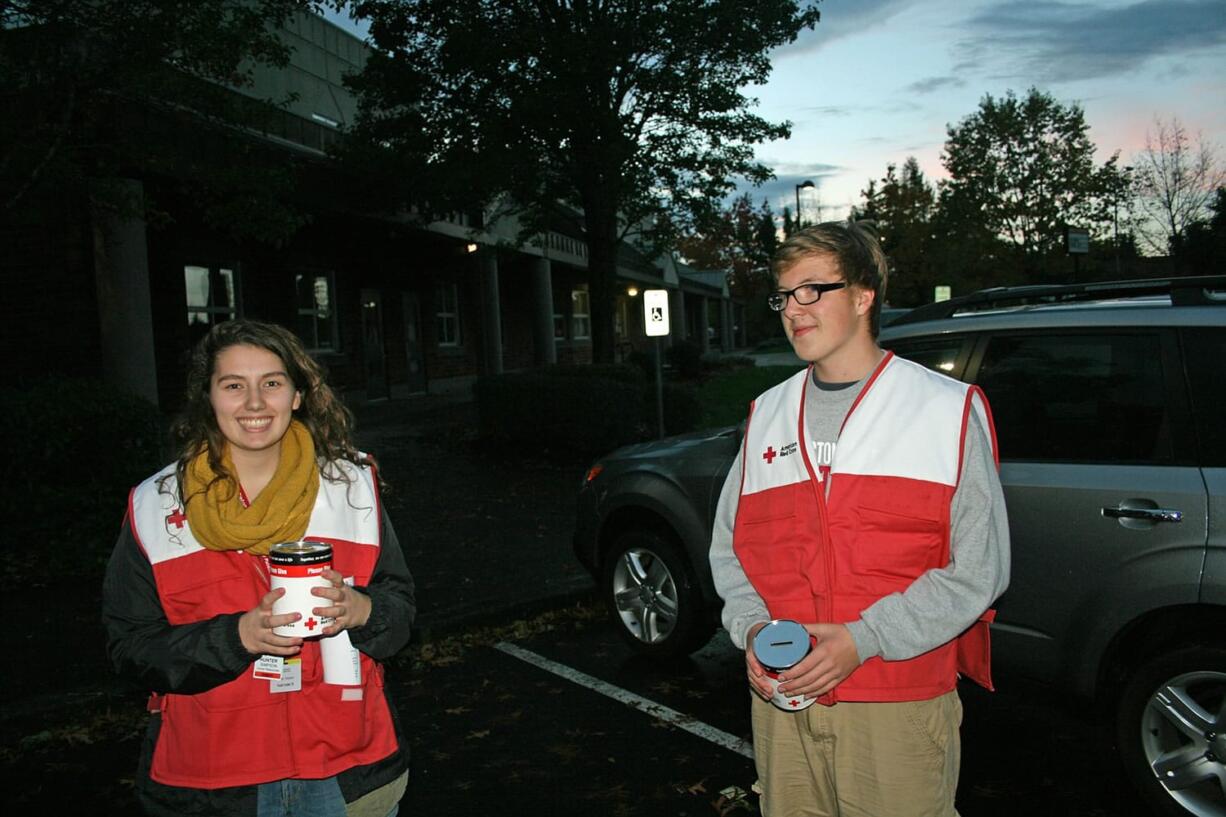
left=183, top=420, right=320, bottom=557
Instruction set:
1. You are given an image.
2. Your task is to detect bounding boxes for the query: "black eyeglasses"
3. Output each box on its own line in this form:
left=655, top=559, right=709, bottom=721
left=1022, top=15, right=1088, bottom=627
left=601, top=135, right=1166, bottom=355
left=767, top=282, right=847, bottom=312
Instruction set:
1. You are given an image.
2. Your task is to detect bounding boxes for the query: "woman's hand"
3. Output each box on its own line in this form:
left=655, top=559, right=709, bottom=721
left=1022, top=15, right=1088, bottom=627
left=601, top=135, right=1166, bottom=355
left=238, top=587, right=304, bottom=656
left=311, top=568, right=372, bottom=636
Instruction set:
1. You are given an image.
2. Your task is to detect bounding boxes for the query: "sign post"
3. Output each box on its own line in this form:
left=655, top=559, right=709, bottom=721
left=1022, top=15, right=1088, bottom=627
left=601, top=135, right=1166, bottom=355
left=644, top=289, right=670, bottom=439
left=1066, top=226, right=1089, bottom=280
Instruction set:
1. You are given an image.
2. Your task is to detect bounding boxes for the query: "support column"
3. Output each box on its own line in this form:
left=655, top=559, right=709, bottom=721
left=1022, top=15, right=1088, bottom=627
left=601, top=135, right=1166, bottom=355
left=697, top=297, right=710, bottom=353
left=531, top=257, right=556, bottom=365
left=478, top=249, right=503, bottom=375
left=670, top=289, right=687, bottom=342
left=91, top=178, right=159, bottom=405
left=721, top=299, right=734, bottom=352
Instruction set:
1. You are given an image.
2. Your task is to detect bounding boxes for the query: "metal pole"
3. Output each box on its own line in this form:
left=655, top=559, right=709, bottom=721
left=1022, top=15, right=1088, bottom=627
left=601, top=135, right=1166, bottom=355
left=655, top=336, right=665, bottom=439
left=1114, top=195, right=1121, bottom=276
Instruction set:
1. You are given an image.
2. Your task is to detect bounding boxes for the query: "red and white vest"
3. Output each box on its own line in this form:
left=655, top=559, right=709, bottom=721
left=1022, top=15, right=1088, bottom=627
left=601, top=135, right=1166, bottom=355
left=734, top=352, right=998, bottom=704
left=128, top=461, right=399, bottom=789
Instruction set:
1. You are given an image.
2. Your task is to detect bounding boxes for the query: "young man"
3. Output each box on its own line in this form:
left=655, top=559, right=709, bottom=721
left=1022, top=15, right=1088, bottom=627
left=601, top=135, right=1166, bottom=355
left=709, top=221, right=1010, bottom=816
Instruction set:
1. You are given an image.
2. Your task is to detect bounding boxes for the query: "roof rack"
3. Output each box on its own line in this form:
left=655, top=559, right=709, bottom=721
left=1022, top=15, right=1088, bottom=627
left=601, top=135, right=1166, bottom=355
left=889, top=274, right=1226, bottom=327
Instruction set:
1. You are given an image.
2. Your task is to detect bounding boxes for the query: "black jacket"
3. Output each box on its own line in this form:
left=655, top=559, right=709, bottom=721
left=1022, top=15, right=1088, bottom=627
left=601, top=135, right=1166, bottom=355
left=103, top=501, right=415, bottom=816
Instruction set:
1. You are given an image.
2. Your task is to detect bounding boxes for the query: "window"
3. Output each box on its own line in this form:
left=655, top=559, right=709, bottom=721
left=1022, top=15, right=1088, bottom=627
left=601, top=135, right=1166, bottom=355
left=185, top=265, right=238, bottom=326
left=1182, top=327, right=1226, bottom=466
left=885, top=336, right=971, bottom=378
left=973, top=332, right=1172, bottom=463
left=435, top=281, right=461, bottom=347
left=571, top=286, right=591, bottom=340
left=614, top=298, right=628, bottom=338
left=294, top=271, right=337, bottom=351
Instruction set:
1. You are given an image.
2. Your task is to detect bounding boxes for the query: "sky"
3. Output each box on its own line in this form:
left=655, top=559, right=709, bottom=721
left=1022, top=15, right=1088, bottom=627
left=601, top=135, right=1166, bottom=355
left=325, top=0, right=1226, bottom=221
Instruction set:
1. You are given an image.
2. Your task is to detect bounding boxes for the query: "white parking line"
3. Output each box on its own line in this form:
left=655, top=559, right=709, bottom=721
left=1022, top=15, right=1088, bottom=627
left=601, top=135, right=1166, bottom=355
left=494, top=641, right=754, bottom=759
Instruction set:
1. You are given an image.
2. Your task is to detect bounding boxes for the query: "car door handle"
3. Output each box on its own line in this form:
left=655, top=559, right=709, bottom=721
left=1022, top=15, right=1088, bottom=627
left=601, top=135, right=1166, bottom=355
left=1101, top=506, right=1183, bottom=523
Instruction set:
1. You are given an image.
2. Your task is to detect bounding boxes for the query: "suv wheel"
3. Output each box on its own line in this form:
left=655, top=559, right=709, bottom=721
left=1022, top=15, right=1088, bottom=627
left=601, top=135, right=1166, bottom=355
left=1115, top=644, right=1226, bottom=817
left=601, top=529, right=710, bottom=659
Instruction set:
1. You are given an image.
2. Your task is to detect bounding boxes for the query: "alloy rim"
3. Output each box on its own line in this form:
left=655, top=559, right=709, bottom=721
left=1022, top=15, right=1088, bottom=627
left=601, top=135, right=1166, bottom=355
left=610, top=547, right=679, bottom=644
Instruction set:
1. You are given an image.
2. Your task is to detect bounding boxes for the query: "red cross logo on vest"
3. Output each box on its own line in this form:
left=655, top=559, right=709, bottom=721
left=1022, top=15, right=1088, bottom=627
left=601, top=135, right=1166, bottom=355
left=762, top=446, right=777, bottom=464
left=305, top=617, right=319, bottom=631
left=788, top=698, right=803, bottom=708
left=166, top=508, right=187, bottom=529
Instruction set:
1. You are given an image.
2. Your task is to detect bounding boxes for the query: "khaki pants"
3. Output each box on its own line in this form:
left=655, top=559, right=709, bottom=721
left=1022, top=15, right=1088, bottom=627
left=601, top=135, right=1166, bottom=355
left=751, top=690, right=962, bottom=817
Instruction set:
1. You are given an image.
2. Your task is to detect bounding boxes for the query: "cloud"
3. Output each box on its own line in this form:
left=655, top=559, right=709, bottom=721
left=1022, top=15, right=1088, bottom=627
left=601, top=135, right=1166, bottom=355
left=906, top=76, right=967, bottom=95
left=775, top=0, right=920, bottom=58
left=962, top=0, right=1226, bottom=83
left=798, top=105, right=857, bottom=117
left=730, top=162, right=846, bottom=212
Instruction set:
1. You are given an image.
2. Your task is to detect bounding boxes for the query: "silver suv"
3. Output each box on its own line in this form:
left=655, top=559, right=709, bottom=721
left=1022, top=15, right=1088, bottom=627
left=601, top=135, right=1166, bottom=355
left=572, top=275, right=1225, bottom=817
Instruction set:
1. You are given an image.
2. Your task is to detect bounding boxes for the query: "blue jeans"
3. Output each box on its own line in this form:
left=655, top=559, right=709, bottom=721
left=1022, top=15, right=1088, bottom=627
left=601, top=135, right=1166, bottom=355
left=256, top=777, right=401, bottom=817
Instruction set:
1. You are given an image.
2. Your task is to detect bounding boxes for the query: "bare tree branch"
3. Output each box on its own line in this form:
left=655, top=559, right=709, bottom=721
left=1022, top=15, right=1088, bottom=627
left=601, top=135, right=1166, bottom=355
left=1132, top=116, right=1225, bottom=255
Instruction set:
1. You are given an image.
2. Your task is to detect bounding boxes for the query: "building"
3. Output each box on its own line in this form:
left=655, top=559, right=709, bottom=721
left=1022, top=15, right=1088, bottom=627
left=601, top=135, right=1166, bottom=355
left=2, top=11, right=741, bottom=410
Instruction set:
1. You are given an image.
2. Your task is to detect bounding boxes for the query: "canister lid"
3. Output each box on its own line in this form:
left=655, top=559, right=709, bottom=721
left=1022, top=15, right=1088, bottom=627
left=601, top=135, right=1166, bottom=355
left=753, top=619, right=810, bottom=671
left=269, top=540, right=332, bottom=564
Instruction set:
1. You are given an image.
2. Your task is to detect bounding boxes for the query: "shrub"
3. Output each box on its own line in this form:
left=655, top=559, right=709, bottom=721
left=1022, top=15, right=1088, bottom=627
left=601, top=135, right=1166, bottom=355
left=0, top=378, right=166, bottom=582
left=659, top=382, right=702, bottom=436
left=702, top=353, right=757, bottom=373
left=475, top=371, right=644, bottom=459
left=476, top=365, right=706, bottom=458
left=665, top=339, right=704, bottom=380
left=539, top=363, right=645, bottom=385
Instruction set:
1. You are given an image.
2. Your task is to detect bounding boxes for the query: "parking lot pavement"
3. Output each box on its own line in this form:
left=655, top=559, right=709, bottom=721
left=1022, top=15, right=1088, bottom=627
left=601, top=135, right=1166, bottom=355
left=399, top=649, right=758, bottom=815
left=7, top=599, right=1160, bottom=816
left=398, top=604, right=1156, bottom=817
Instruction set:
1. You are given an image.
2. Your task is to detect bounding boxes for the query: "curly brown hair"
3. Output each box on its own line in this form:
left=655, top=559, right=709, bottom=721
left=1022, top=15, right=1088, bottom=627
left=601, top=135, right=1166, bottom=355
left=166, top=319, right=368, bottom=503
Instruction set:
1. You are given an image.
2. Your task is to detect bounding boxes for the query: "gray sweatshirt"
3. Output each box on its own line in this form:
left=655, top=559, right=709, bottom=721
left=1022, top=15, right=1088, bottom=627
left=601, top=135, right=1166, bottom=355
left=708, top=365, right=1011, bottom=663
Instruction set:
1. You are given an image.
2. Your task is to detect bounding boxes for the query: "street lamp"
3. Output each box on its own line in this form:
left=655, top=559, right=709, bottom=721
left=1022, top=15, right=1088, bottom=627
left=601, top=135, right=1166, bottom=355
left=795, top=180, right=815, bottom=228
left=1115, top=166, right=1132, bottom=276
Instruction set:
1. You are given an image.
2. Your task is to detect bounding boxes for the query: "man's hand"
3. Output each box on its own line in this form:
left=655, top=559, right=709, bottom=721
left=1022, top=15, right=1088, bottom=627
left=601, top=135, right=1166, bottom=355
left=743, top=621, right=775, bottom=701
left=777, top=623, right=861, bottom=699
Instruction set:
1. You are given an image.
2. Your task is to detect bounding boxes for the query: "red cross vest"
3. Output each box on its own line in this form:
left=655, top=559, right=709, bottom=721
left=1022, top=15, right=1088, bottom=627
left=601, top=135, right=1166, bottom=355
left=128, top=461, right=400, bottom=789
left=734, top=352, right=998, bottom=705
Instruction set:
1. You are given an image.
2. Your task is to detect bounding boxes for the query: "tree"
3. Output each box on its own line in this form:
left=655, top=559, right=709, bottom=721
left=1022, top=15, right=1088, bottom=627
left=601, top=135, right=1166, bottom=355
left=1131, top=116, right=1225, bottom=261
left=677, top=192, right=779, bottom=340
left=343, top=0, right=821, bottom=363
left=2, top=0, right=322, bottom=237
left=1172, top=186, right=1226, bottom=276
left=937, top=88, right=1124, bottom=282
left=852, top=157, right=935, bottom=306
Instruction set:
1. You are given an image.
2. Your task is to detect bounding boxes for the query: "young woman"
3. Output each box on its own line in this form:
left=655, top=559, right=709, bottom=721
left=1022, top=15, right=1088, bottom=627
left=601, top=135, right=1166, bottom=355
left=103, top=320, right=415, bottom=817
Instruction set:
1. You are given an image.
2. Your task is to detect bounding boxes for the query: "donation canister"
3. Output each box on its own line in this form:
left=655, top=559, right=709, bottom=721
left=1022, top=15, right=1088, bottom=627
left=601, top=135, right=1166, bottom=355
left=269, top=541, right=334, bottom=637
left=753, top=619, right=817, bottom=711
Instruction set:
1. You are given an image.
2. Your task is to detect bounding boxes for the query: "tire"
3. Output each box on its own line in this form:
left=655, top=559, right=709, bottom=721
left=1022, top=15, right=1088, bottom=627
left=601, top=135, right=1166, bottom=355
left=601, top=528, right=712, bottom=659
left=1115, top=644, right=1226, bottom=817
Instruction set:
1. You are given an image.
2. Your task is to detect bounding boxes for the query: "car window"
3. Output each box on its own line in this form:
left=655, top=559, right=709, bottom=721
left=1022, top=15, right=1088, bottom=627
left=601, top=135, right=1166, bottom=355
left=973, top=332, right=1173, bottom=464
left=1181, top=326, right=1226, bottom=467
left=885, top=336, right=968, bottom=378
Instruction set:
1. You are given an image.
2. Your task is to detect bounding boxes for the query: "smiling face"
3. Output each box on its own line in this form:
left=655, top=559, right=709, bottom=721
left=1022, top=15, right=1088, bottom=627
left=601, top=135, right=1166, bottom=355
left=209, top=343, right=302, bottom=466
left=776, top=252, right=880, bottom=381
